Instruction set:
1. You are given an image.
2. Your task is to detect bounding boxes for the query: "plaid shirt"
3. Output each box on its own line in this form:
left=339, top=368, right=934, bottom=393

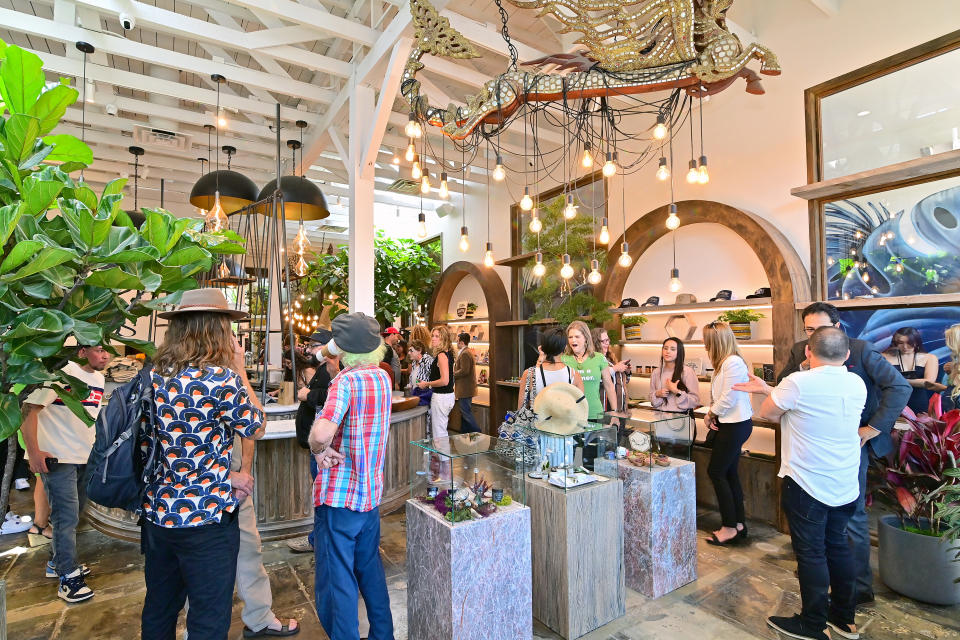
left=313, top=364, right=392, bottom=512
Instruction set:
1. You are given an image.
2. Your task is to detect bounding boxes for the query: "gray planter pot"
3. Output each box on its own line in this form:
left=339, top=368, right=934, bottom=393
left=878, top=515, right=960, bottom=605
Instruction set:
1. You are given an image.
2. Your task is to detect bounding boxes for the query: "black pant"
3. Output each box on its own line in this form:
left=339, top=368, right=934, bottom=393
left=141, top=511, right=240, bottom=640
left=707, top=418, right=753, bottom=528
left=782, top=476, right=857, bottom=631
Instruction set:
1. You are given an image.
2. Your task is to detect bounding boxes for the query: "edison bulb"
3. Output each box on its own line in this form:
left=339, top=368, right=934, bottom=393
left=532, top=252, right=546, bottom=277
left=438, top=173, right=449, bottom=199
left=587, top=259, right=602, bottom=285
left=411, top=160, right=422, bottom=180
left=697, top=156, right=709, bottom=184
left=563, top=195, right=577, bottom=220
left=560, top=262, right=574, bottom=280
left=459, top=226, right=469, bottom=252
left=483, top=243, right=495, bottom=268
left=420, top=174, right=431, bottom=194
left=520, top=188, right=533, bottom=211
left=598, top=217, right=610, bottom=245
left=602, top=152, right=617, bottom=177
left=618, top=252, right=633, bottom=268
left=669, top=276, right=682, bottom=292
left=218, top=116, right=228, bottom=129
left=653, top=116, right=667, bottom=140
left=656, top=157, right=670, bottom=181
left=417, top=213, right=427, bottom=238
left=529, top=214, right=542, bottom=234
left=686, top=160, right=698, bottom=184
left=405, top=143, right=416, bottom=162
left=492, top=158, right=505, bottom=181
left=581, top=147, right=594, bottom=169
left=205, top=191, right=226, bottom=232
left=404, top=113, right=422, bottom=138
left=666, top=212, right=680, bottom=230
left=294, top=254, right=308, bottom=277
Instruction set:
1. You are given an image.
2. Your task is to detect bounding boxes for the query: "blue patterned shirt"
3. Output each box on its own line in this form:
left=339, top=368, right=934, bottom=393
left=141, top=366, right=263, bottom=527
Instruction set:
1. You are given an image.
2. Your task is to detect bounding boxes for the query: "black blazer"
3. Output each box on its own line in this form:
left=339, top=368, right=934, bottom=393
left=777, top=338, right=911, bottom=458
left=295, top=362, right=343, bottom=449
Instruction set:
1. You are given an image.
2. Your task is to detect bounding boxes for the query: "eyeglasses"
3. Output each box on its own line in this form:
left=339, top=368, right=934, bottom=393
left=599, top=338, right=610, bottom=344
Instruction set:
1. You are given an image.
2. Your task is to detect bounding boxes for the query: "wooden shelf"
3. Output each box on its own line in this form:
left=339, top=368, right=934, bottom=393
left=616, top=298, right=772, bottom=316
left=494, top=251, right=537, bottom=267
left=621, top=340, right=774, bottom=347
left=495, top=316, right=592, bottom=327
left=795, top=293, right=960, bottom=310
left=496, top=380, right=522, bottom=388
left=439, top=318, right=489, bottom=324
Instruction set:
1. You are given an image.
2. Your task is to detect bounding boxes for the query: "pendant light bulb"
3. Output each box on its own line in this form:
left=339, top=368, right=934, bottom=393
left=618, top=242, right=633, bottom=268
left=653, top=114, right=668, bottom=140
left=405, top=142, right=416, bottom=162
left=218, top=259, right=230, bottom=279
left=602, top=152, right=617, bottom=178
left=458, top=226, right=470, bottom=252
left=520, top=187, right=533, bottom=211
left=581, top=146, right=594, bottom=169
left=598, top=217, right=610, bottom=245
left=668, top=267, right=682, bottom=293
left=438, top=172, right=449, bottom=199
left=420, top=172, right=431, bottom=194
left=697, top=155, right=710, bottom=184
left=686, top=159, right=699, bottom=184
left=405, top=112, right=422, bottom=139
left=483, top=242, right=495, bottom=268
left=529, top=211, right=542, bottom=234
left=417, top=212, right=427, bottom=238
left=563, top=194, right=577, bottom=220
left=295, top=254, right=309, bottom=278
left=559, top=254, right=574, bottom=280
left=656, top=157, right=670, bottom=181
left=665, top=204, right=680, bottom=231
left=587, top=259, right=602, bottom=285
left=492, top=155, right=506, bottom=181
left=411, top=158, right=422, bottom=180
left=532, top=252, right=546, bottom=278
left=206, top=191, right=226, bottom=232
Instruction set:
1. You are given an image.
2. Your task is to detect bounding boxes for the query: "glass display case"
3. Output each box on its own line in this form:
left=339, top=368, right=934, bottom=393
left=527, top=421, right=619, bottom=490
left=601, top=408, right=694, bottom=470
left=410, top=433, right=527, bottom=525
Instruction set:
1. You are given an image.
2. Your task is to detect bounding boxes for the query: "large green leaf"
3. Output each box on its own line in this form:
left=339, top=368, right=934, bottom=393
left=162, top=246, right=209, bottom=267
left=90, top=247, right=159, bottom=264
left=97, top=225, right=138, bottom=256
left=71, top=319, right=104, bottom=345
left=5, top=360, right=57, bottom=386
left=5, top=330, right=65, bottom=360
left=101, top=178, right=127, bottom=197
left=21, top=171, right=65, bottom=215
left=84, top=266, right=142, bottom=290
left=18, top=143, right=53, bottom=170
left=49, top=383, right=94, bottom=427
left=37, top=264, right=77, bottom=289
left=112, top=335, right=157, bottom=357
left=67, top=286, right=114, bottom=319
left=20, top=278, right=53, bottom=299
left=66, top=182, right=98, bottom=212
left=4, top=114, right=41, bottom=163
left=58, top=199, right=93, bottom=251
left=143, top=209, right=170, bottom=252
left=0, top=238, right=42, bottom=273
left=28, top=83, right=78, bottom=135
left=0, top=46, right=45, bottom=115
left=3, top=307, right=73, bottom=338
left=0, top=393, right=23, bottom=441
left=5, top=246, right=75, bottom=280
left=41, top=134, right=93, bottom=166
left=0, top=201, right=24, bottom=245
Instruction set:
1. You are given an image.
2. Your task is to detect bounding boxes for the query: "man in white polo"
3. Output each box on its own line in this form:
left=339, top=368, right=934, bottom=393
left=735, top=327, right=866, bottom=640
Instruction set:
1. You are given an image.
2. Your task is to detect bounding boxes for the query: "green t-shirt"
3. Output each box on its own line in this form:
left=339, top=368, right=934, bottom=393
left=561, top=353, right=609, bottom=420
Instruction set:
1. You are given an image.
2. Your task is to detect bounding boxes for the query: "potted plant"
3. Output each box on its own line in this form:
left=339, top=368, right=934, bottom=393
left=465, top=302, right=479, bottom=319
left=621, top=315, right=648, bottom=341
left=716, top=309, right=766, bottom=340
left=874, top=408, right=960, bottom=605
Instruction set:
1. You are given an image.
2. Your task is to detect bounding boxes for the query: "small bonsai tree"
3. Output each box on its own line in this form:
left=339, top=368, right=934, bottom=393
left=621, top=315, right=648, bottom=327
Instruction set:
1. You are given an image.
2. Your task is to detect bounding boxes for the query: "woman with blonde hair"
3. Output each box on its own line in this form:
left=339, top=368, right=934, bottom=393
left=411, top=324, right=431, bottom=347
left=702, top=321, right=753, bottom=546
left=562, top=320, right=616, bottom=422
left=417, top=325, right=456, bottom=438
left=927, top=323, right=960, bottom=412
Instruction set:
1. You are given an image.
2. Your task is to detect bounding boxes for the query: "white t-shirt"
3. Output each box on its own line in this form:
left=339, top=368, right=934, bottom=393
left=771, top=366, right=866, bottom=507
left=25, top=361, right=105, bottom=464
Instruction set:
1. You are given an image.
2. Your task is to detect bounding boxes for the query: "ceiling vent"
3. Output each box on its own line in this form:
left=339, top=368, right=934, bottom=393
left=133, top=125, right=193, bottom=152
left=435, top=203, right=456, bottom=218
left=386, top=178, right=420, bottom=195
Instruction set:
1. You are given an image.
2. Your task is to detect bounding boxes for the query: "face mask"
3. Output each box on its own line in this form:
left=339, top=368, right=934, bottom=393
left=312, top=351, right=322, bottom=365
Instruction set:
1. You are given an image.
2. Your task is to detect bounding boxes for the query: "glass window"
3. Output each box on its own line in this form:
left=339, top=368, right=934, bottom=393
left=824, top=175, right=960, bottom=300
left=821, top=48, right=960, bottom=180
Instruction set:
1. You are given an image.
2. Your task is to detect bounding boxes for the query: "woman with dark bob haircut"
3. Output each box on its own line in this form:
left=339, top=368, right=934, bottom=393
left=883, top=326, right=940, bottom=414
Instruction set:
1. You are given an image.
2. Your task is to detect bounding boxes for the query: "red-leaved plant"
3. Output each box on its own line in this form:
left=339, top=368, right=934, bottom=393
left=875, top=407, right=960, bottom=535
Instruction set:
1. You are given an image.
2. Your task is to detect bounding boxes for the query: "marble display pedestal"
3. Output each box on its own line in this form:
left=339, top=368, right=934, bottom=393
left=406, top=499, right=532, bottom=640
left=612, top=457, right=697, bottom=598
left=526, top=477, right=625, bottom=639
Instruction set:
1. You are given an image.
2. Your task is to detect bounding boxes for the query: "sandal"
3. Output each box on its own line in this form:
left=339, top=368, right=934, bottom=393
left=244, top=619, right=300, bottom=637
left=705, top=532, right=742, bottom=547
left=28, top=522, right=53, bottom=539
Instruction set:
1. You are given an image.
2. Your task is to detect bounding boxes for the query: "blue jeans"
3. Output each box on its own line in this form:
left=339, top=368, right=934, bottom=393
left=141, top=511, right=240, bottom=640
left=781, top=476, right=857, bottom=631
left=308, top=455, right=319, bottom=548
left=457, top=397, right=480, bottom=433
left=314, top=505, right=394, bottom=640
left=42, top=463, right=86, bottom=576
left=847, top=447, right=873, bottom=597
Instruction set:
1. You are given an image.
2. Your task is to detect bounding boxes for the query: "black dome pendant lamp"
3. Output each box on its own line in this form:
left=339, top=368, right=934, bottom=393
left=189, top=74, right=259, bottom=217
left=125, top=145, right=146, bottom=227
left=258, top=120, right=329, bottom=221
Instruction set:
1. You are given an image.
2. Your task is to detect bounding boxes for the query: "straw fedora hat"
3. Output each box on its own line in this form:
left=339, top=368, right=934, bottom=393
left=157, top=288, right=248, bottom=320
left=533, top=382, right=589, bottom=436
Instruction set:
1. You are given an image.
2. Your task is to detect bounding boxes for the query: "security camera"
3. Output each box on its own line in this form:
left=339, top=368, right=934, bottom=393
left=119, top=12, right=135, bottom=30
left=104, top=103, right=118, bottom=116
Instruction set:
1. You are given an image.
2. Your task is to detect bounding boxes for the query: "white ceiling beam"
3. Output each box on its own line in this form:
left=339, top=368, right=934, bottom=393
left=0, top=7, right=334, bottom=103
left=360, top=38, right=412, bottom=179
left=327, top=128, right=350, bottom=175
left=223, top=0, right=379, bottom=46
left=443, top=11, right=547, bottom=63
left=808, top=0, right=841, bottom=16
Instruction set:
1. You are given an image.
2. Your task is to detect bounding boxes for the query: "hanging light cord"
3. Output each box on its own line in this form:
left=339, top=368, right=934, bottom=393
left=668, top=117, right=675, bottom=204
left=698, top=94, right=705, bottom=157
left=688, top=98, right=695, bottom=161
left=485, top=139, right=491, bottom=243
left=215, top=79, right=221, bottom=194
left=133, top=152, right=139, bottom=210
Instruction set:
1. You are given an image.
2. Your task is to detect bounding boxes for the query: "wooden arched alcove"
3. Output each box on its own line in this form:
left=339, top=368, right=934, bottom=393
left=601, top=200, right=810, bottom=373
left=428, top=261, right=512, bottom=433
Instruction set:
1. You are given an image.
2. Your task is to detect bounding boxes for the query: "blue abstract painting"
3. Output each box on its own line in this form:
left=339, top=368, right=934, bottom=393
left=839, top=306, right=960, bottom=365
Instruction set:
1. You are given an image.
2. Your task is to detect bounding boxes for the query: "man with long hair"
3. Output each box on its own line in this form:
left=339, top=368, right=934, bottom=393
left=309, top=312, right=394, bottom=640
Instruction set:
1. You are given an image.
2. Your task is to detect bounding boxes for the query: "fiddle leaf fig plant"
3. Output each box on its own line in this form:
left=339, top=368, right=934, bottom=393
left=0, top=41, right=244, bottom=516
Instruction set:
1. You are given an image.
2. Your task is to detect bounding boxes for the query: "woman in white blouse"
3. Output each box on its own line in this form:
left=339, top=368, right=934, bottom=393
left=703, top=321, right=753, bottom=546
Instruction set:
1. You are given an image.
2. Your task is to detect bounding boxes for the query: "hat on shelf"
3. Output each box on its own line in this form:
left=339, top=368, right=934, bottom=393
left=619, top=297, right=640, bottom=308
left=746, top=287, right=772, bottom=299
left=381, top=327, right=401, bottom=336
left=675, top=293, right=697, bottom=304
left=533, top=382, right=589, bottom=436
left=157, top=288, right=248, bottom=320
left=308, top=329, right=334, bottom=345
left=640, top=296, right=660, bottom=307
left=329, top=312, right=382, bottom=354
left=709, top=290, right=733, bottom=302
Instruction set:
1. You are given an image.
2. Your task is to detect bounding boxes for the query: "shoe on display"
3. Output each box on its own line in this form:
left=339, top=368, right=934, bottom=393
left=46, top=561, right=91, bottom=579
left=826, top=617, right=860, bottom=640
left=286, top=537, right=313, bottom=554
left=58, top=569, right=94, bottom=603
left=766, top=614, right=829, bottom=640
left=14, top=478, right=30, bottom=490
left=0, top=513, right=33, bottom=535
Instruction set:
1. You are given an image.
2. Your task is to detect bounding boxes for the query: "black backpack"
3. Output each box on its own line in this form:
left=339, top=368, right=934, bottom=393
left=85, top=365, right=159, bottom=512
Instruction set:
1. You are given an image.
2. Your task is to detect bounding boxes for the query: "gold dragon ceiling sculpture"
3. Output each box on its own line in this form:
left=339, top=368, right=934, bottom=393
left=401, top=0, right=780, bottom=140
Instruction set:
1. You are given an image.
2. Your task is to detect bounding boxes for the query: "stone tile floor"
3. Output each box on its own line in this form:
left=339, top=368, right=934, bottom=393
left=2, top=485, right=958, bottom=640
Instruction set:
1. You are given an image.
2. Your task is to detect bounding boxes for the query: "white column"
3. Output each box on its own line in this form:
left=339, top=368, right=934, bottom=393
left=348, top=83, right=376, bottom=315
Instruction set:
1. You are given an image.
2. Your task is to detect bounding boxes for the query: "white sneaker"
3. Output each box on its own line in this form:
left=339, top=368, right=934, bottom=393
left=58, top=569, right=94, bottom=603
left=0, top=513, right=32, bottom=535
left=47, top=561, right=91, bottom=579
left=14, top=478, right=29, bottom=490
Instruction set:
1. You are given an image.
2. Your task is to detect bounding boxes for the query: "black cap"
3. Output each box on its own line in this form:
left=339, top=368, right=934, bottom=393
left=746, top=287, right=771, bottom=299
left=308, top=329, right=333, bottom=345
left=640, top=296, right=660, bottom=307
left=619, top=297, right=640, bottom=308
left=709, top=290, right=732, bottom=302
left=330, top=312, right=381, bottom=353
